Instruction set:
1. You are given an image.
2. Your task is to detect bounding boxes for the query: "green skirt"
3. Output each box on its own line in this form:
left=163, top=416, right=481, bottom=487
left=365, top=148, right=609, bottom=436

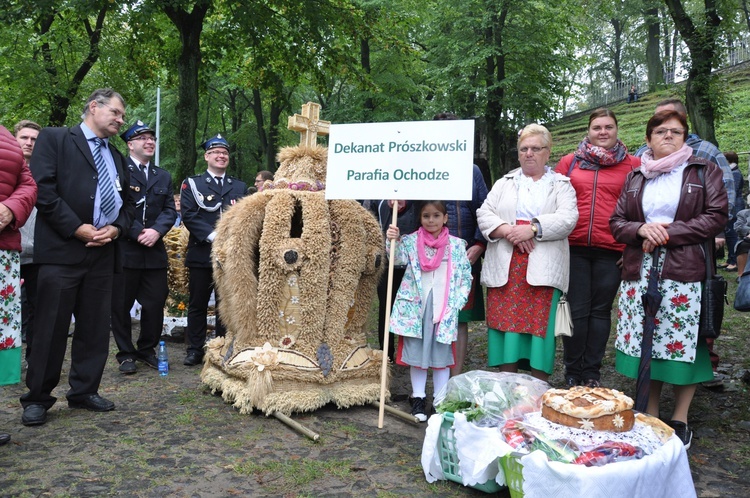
left=486, top=289, right=560, bottom=375
left=458, top=266, right=485, bottom=323
left=615, top=340, right=714, bottom=385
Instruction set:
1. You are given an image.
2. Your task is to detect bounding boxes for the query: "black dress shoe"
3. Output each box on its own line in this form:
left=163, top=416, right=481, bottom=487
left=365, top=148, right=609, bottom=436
left=138, top=355, right=159, bottom=370
left=0, top=432, right=10, bottom=445
left=21, top=405, right=47, bottom=426
left=183, top=351, right=204, bottom=366
left=68, top=394, right=115, bottom=412
left=565, top=376, right=581, bottom=389
left=119, top=358, right=137, bottom=374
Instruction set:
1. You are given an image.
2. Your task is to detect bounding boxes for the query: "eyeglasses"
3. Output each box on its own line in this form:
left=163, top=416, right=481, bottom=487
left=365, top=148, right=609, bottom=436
left=519, top=146, right=548, bottom=154
left=207, top=150, right=229, bottom=157
left=132, top=135, right=157, bottom=143
left=653, top=128, right=684, bottom=137
left=98, top=102, right=126, bottom=121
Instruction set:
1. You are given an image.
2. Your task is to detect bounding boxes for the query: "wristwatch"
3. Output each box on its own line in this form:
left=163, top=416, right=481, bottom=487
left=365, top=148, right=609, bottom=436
left=530, top=223, right=538, bottom=234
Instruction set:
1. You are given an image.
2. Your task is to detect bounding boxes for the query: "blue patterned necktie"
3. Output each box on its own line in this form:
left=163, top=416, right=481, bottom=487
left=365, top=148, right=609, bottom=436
left=91, top=137, right=117, bottom=221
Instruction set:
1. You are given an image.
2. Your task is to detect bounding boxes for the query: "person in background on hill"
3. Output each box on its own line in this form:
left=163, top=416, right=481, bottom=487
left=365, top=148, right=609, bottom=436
left=0, top=124, right=37, bottom=446
left=628, top=85, right=638, bottom=104
left=555, top=108, right=639, bottom=388
left=432, top=112, right=489, bottom=376
left=477, top=124, right=578, bottom=382
left=720, top=151, right=743, bottom=272
left=386, top=200, right=472, bottom=421
left=610, top=110, right=727, bottom=449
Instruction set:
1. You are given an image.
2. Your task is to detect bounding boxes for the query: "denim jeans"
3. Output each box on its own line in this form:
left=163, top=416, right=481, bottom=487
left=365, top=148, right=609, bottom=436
left=562, top=247, right=622, bottom=381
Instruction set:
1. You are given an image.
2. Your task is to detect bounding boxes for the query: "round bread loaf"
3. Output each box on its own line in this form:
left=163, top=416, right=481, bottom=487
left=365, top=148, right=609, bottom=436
left=541, top=386, right=635, bottom=432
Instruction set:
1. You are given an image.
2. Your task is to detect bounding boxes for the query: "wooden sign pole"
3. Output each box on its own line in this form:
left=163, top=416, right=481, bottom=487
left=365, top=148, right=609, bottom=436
left=378, top=203, right=398, bottom=428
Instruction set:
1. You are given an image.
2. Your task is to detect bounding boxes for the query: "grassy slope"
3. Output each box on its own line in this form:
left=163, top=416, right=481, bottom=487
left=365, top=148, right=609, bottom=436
left=547, top=63, right=750, bottom=171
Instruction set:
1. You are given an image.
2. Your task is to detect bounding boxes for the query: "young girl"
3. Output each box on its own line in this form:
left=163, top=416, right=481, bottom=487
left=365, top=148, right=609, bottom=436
left=386, top=201, right=472, bottom=421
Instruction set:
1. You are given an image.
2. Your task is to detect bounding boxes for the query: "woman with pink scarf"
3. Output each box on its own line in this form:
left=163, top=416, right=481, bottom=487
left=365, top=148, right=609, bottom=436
left=386, top=201, right=472, bottom=422
left=610, top=110, right=727, bottom=448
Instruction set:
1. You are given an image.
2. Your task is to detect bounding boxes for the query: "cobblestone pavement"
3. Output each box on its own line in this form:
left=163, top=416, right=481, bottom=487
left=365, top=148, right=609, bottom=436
left=1, top=323, right=748, bottom=497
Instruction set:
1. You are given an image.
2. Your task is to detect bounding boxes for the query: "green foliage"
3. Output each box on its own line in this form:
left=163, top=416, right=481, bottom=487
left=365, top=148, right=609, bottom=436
left=547, top=65, right=750, bottom=163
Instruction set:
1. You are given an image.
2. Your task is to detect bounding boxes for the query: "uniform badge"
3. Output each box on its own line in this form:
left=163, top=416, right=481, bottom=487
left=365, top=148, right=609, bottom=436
left=206, top=195, right=214, bottom=202
left=130, top=185, right=141, bottom=192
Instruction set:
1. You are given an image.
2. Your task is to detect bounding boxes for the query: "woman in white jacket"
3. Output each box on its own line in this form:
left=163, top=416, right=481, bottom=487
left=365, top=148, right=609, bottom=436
left=477, top=124, right=578, bottom=381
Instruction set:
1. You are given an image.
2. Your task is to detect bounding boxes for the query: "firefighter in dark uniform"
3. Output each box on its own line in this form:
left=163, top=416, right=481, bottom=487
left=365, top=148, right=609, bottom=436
left=180, top=134, right=248, bottom=366
left=111, top=121, right=177, bottom=374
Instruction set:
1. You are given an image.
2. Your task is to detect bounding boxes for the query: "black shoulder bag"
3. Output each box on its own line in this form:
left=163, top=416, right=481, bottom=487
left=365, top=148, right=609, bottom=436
left=697, top=166, right=727, bottom=338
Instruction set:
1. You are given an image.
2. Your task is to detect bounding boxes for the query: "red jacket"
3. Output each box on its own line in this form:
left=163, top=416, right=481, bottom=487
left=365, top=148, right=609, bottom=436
left=556, top=153, right=639, bottom=252
left=0, top=125, right=37, bottom=252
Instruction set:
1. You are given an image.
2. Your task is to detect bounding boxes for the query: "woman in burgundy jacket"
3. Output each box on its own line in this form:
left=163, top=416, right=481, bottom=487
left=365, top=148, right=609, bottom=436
left=610, top=110, right=727, bottom=448
left=0, top=124, right=37, bottom=446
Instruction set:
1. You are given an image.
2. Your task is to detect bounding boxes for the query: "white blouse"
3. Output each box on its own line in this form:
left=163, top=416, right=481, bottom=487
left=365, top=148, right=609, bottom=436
left=642, top=162, right=688, bottom=223
left=514, top=166, right=555, bottom=220
left=419, top=246, right=449, bottom=323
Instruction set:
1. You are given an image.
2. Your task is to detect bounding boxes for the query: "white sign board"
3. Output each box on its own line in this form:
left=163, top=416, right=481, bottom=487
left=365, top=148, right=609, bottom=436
left=325, top=120, right=475, bottom=200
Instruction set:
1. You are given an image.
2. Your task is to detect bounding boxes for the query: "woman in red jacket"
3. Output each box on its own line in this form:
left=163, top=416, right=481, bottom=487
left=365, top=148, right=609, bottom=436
left=556, top=109, right=639, bottom=388
left=0, top=124, right=37, bottom=446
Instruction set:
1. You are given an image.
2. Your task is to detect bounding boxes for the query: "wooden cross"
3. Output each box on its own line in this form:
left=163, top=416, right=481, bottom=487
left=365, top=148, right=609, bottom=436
left=287, top=102, right=331, bottom=147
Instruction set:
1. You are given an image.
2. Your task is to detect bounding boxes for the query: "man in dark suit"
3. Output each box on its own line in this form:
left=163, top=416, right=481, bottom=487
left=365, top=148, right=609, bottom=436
left=180, top=135, right=248, bottom=366
left=21, top=88, right=135, bottom=426
left=111, top=121, right=176, bottom=374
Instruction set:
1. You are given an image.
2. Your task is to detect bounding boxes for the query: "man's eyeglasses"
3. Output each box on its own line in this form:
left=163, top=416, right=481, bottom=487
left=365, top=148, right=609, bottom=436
left=98, top=102, right=126, bottom=121
left=207, top=150, right=229, bottom=157
left=653, top=128, right=684, bottom=137
left=132, top=135, right=157, bottom=143
left=519, top=146, right=548, bottom=154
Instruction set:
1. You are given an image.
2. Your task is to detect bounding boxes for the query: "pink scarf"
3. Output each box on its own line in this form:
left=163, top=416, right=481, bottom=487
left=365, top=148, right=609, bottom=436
left=417, top=226, right=452, bottom=323
left=640, top=143, right=693, bottom=179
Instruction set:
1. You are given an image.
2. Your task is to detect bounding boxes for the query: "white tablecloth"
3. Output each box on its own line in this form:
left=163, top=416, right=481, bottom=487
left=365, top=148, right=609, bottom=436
left=422, top=412, right=697, bottom=498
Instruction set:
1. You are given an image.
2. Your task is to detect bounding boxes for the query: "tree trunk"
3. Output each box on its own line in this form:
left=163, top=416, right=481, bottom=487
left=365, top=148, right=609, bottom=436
left=484, top=7, right=510, bottom=180
left=644, top=6, right=664, bottom=91
left=610, top=18, right=624, bottom=84
left=267, top=101, right=282, bottom=171
left=360, top=37, right=374, bottom=121
left=39, top=5, right=108, bottom=126
left=163, top=2, right=211, bottom=184
left=742, top=0, right=750, bottom=34
left=664, top=0, right=720, bottom=145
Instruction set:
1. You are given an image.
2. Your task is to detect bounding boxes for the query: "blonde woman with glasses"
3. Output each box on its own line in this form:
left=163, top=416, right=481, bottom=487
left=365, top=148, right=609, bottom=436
left=477, top=124, right=578, bottom=381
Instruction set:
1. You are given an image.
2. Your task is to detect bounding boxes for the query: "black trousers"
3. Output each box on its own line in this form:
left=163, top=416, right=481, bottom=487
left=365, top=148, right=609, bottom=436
left=377, top=266, right=407, bottom=361
left=562, top=247, right=622, bottom=381
left=21, top=263, right=39, bottom=360
left=111, top=267, right=169, bottom=363
left=22, top=246, right=114, bottom=408
left=186, top=267, right=225, bottom=355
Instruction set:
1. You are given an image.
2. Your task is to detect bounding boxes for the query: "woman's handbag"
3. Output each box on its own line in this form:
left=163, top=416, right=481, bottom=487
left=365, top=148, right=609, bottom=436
left=734, top=270, right=750, bottom=311
left=555, top=294, right=573, bottom=338
left=699, top=240, right=727, bottom=339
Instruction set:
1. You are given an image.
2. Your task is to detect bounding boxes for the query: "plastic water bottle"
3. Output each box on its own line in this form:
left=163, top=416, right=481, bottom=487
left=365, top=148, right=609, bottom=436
left=157, top=341, right=169, bottom=377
